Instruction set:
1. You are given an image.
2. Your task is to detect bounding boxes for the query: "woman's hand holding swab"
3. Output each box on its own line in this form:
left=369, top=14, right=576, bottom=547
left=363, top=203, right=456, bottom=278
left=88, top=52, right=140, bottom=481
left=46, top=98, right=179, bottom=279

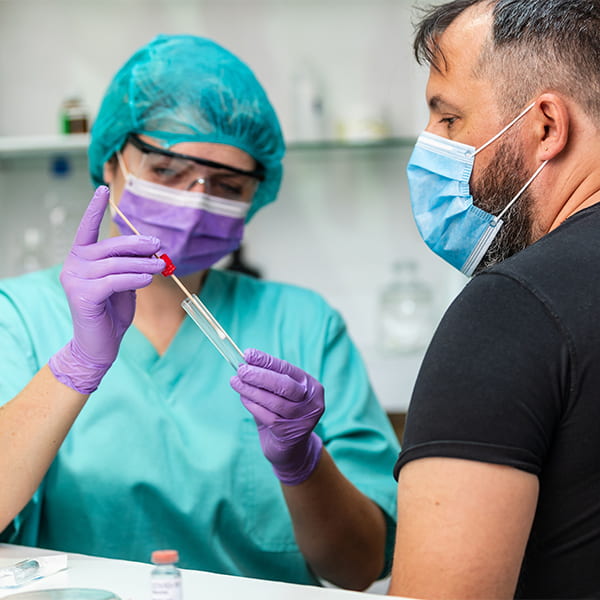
left=48, top=186, right=165, bottom=393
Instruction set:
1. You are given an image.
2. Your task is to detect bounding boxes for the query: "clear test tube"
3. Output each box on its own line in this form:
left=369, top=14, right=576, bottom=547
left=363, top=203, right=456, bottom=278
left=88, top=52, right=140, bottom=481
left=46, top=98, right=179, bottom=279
left=181, top=294, right=245, bottom=371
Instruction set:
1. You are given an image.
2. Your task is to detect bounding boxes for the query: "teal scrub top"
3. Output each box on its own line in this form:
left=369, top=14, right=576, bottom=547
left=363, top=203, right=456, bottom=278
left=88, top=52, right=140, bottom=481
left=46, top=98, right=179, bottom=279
left=0, top=266, right=400, bottom=585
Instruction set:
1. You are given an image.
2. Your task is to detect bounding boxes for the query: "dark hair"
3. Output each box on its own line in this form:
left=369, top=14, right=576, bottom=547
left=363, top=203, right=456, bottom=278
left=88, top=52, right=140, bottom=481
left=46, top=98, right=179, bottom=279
left=413, top=0, right=600, bottom=122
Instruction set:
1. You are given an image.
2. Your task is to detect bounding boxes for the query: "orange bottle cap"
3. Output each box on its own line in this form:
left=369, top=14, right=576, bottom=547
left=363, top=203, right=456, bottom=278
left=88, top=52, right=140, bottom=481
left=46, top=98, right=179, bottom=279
left=151, top=549, right=179, bottom=564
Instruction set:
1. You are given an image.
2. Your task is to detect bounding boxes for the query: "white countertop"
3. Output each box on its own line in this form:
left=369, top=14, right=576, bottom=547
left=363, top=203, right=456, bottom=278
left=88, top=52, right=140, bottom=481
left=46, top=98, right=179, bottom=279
left=0, top=544, right=401, bottom=600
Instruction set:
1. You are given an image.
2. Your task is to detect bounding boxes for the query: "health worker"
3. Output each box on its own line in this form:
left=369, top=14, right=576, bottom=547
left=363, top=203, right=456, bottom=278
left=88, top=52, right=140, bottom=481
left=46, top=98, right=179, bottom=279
left=0, top=35, right=399, bottom=591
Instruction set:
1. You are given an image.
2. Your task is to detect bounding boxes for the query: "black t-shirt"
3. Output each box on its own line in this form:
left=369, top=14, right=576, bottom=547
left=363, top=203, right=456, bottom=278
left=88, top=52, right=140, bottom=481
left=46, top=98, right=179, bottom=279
left=395, top=203, right=600, bottom=599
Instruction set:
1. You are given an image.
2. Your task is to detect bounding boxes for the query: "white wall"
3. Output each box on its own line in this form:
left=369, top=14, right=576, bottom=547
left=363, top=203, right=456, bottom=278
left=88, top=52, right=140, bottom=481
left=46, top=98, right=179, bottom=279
left=0, top=0, right=430, bottom=139
left=0, top=0, right=467, bottom=413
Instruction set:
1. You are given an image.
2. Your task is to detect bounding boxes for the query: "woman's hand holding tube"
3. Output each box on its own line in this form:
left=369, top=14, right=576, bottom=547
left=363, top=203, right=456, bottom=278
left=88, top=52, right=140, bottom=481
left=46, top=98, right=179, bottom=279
left=48, top=186, right=165, bottom=394
left=230, top=348, right=325, bottom=485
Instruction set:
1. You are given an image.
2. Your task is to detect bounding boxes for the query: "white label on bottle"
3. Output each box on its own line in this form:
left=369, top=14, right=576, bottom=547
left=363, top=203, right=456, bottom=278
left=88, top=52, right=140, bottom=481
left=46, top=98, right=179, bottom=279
left=151, top=576, right=182, bottom=600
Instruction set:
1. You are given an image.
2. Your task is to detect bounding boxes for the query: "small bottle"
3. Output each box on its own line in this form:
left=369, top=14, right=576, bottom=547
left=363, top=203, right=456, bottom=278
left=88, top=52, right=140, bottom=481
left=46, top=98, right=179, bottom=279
left=151, top=549, right=182, bottom=600
left=378, top=260, right=435, bottom=355
left=59, top=96, right=89, bottom=134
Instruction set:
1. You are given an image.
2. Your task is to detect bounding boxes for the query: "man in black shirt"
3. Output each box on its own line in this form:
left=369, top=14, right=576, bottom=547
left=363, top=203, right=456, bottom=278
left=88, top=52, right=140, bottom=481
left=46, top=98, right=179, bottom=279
left=389, top=1, right=600, bottom=598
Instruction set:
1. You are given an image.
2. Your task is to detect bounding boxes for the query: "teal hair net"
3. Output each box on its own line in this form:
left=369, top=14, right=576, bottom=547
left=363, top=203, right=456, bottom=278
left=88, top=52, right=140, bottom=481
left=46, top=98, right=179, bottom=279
left=89, top=34, right=285, bottom=220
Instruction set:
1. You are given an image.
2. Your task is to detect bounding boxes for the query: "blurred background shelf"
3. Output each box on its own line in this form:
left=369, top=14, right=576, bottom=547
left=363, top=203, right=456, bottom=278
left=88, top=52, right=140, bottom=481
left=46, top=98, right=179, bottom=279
left=0, top=134, right=417, bottom=158
left=0, top=134, right=90, bottom=157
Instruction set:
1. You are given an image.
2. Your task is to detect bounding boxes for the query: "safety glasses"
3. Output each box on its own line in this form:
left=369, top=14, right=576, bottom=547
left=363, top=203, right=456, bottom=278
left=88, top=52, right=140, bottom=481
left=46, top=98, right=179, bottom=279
left=126, top=134, right=265, bottom=201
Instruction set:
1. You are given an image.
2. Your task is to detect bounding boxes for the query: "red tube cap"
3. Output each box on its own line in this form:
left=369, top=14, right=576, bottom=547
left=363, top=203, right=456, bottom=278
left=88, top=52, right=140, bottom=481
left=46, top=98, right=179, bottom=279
left=160, top=253, right=176, bottom=276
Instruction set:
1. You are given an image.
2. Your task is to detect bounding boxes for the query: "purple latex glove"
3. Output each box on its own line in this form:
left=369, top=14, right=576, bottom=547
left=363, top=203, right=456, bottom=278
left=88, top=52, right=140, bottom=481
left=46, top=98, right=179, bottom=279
left=48, top=186, right=165, bottom=394
left=230, top=348, right=325, bottom=485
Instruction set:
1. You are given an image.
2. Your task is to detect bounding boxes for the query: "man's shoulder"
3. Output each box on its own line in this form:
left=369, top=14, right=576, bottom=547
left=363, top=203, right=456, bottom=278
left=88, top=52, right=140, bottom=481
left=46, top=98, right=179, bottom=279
left=484, top=203, right=600, bottom=284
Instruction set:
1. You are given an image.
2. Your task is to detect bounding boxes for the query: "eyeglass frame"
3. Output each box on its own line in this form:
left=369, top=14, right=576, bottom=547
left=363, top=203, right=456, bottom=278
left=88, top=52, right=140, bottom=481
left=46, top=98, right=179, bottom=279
left=125, top=134, right=266, bottom=182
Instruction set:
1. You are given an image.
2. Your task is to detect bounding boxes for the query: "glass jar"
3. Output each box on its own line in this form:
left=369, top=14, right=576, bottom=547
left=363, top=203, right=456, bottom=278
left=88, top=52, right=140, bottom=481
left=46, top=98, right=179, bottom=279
left=378, top=260, right=435, bottom=355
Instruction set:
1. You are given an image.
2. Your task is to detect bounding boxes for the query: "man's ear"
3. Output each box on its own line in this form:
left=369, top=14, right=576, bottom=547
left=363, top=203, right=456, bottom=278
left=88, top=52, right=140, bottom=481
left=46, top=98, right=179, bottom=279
left=533, top=93, right=569, bottom=162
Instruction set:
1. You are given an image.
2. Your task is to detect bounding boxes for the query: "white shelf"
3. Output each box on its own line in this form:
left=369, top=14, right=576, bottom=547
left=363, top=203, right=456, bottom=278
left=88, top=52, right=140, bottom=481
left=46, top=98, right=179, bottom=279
left=0, top=134, right=89, bottom=157
left=0, top=134, right=415, bottom=160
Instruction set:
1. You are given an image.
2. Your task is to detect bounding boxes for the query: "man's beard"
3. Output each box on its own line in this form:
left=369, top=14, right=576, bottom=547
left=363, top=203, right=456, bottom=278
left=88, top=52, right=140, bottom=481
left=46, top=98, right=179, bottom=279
left=470, top=137, right=536, bottom=275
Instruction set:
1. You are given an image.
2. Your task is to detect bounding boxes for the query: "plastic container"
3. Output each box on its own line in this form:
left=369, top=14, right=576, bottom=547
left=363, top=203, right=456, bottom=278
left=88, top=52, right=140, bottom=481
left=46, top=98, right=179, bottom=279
left=290, top=62, right=326, bottom=141
left=181, top=294, right=245, bottom=371
left=150, top=550, right=182, bottom=600
left=378, top=260, right=435, bottom=355
left=335, top=104, right=391, bottom=142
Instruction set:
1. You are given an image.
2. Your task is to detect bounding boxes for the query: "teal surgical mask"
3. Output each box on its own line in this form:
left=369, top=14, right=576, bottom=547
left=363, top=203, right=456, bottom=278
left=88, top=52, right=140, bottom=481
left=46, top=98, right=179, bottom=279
left=407, top=102, right=548, bottom=276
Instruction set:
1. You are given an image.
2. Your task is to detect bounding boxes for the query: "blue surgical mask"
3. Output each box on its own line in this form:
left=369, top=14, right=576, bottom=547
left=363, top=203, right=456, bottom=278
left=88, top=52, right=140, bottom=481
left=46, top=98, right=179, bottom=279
left=407, top=102, right=548, bottom=276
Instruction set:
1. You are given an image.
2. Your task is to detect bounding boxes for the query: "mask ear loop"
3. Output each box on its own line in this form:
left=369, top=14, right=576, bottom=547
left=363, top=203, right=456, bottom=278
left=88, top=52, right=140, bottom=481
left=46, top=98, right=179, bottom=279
left=470, top=101, right=544, bottom=224
left=106, top=152, right=130, bottom=219
left=474, top=102, right=536, bottom=156
left=496, top=159, right=548, bottom=222
left=117, top=138, right=154, bottom=180
left=460, top=157, right=548, bottom=277
left=116, top=151, right=132, bottom=179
